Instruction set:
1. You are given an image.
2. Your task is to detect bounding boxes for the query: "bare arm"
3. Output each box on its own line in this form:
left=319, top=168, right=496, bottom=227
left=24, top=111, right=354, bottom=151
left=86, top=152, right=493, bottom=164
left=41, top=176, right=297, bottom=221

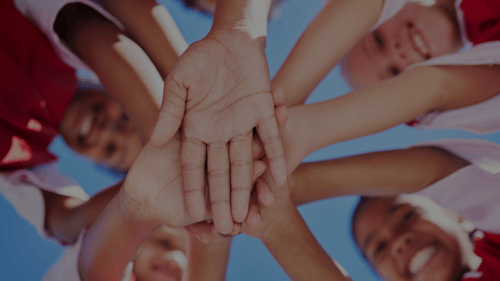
left=271, top=0, right=384, bottom=106
left=182, top=233, right=232, bottom=281
left=243, top=173, right=351, bottom=281
left=101, top=0, right=188, bottom=79
left=43, top=182, right=122, bottom=244
left=281, top=65, right=500, bottom=168
left=54, top=3, right=163, bottom=142
left=288, top=146, right=470, bottom=206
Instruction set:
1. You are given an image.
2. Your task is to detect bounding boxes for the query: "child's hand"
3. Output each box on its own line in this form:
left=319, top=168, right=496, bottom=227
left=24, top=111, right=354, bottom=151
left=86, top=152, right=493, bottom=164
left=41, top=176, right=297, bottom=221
left=241, top=172, right=294, bottom=242
left=150, top=30, right=287, bottom=234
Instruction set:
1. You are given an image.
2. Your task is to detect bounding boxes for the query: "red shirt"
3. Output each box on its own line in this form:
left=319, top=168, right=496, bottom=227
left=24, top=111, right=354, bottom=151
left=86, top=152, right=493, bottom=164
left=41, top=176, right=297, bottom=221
left=0, top=0, right=77, bottom=170
left=463, top=232, right=500, bottom=281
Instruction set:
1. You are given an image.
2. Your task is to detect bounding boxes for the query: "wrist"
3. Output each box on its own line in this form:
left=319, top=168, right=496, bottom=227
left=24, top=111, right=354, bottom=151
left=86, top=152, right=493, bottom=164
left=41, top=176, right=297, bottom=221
left=115, top=187, right=159, bottom=232
left=260, top=202, right=296, bottom=245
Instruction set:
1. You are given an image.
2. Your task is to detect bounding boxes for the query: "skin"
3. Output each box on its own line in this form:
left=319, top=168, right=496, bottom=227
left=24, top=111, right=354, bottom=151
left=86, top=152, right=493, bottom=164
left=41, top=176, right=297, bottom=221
left=59, top=89, right=142, bottom=172
left=133, top=227, right=188, bottom=281
left=151, top=0, right=287, bottom=235
left=342, top=0, right=462, bottom=88
left=353, top=196, right=477, bottom=281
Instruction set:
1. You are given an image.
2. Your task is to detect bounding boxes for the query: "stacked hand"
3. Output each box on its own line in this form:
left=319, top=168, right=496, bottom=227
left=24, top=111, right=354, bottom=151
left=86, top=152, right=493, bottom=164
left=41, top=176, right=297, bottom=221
left=150, top=29, right=288, bottom=234
left=120, top=86, right=288, bottom=238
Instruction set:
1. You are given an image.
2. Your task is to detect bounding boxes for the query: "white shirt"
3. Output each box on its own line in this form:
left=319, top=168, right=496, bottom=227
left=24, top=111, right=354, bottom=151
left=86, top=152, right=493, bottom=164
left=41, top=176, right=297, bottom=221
left=13, top=0, right=124, bottom=72
left=0, top=162, right=88, bottom=239
left=412, top=139, right=500, bottom=233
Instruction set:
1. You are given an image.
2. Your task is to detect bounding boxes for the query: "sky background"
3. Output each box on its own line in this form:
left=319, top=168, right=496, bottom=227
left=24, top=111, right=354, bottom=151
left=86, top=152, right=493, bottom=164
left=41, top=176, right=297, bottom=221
left=1, top=0, right=500, bottom=280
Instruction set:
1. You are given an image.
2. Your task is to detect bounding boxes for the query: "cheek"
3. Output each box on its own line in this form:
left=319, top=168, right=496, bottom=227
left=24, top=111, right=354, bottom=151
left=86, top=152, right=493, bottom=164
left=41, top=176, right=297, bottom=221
left=416, top=11, right=460, bottom=55
left=375, top=259, right=404, bottom=281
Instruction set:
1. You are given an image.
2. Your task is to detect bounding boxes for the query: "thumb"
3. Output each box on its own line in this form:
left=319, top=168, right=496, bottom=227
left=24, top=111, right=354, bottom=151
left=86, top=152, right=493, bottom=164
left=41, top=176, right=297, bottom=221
left=151, top=75, right=187, bottom=146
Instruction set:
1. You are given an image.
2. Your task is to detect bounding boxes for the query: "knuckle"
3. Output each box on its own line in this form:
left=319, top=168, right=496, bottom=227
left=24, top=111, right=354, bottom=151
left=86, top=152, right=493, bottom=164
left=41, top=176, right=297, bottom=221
left=230, top=159, right=252, bottom=168
left=181, top=163, right=203, bottom=171
left=208, top=168, right=230, bottom=178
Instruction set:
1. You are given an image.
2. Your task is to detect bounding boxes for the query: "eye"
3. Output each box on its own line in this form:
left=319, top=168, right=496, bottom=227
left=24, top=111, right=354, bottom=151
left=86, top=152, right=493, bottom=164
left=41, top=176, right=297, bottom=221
left=390, top=67, right=400, bottom=76
left=91, top=103, right=102, bottom=112
left=374, top=241, right=387, bottom=257
left=401, top=209, right=417, bottom=225
left=374, top=32, right=384, bottom=48
left=105, top=143, right=116, bottom=158
left=117, top=114, right=130, bottom=131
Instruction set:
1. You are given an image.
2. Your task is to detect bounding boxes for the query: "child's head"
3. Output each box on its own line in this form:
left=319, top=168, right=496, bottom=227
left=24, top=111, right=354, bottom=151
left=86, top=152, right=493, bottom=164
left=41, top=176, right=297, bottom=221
left=59, top=88, right=143, bottom=172
left=341, top=0, right=463, bottom=88
left=133, top=226, right=188, bottom=281
left=351, top=195, right=477, bottom=281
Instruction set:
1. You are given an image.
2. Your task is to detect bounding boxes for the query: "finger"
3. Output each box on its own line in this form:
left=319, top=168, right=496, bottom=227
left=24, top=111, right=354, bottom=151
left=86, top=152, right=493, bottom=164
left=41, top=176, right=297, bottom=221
left=207, top=141, right=233, bottom=234
left=252, top=134, right=265, bottom=160
left=275, top=105, right=289, bottom=133
left=255, top=177, right=274, bottom=206
left=245, top=194, right=261, bottom=229
left=181, top=137, right=207, bottom=221
left=229, top=132, right=253, bottom=223
left=252, top=160, right=267, bottom=184
left=229, top=222, right=242, bottom=236
left=256, top=116, right=287, bottom=186
left=151, top=76, right=187, bottom=146
left=185, top=222, right=213, bottom=244
left=271, top=87, right=286, bottom=107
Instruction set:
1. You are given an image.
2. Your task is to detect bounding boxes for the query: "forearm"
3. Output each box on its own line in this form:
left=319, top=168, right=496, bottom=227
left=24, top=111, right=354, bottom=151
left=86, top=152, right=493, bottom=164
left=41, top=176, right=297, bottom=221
left=78, top=189, right=157, bottom=281
left=102, top=0, right=188, bottom=78
left=183, top=234, right=232, bottom=281
left=271, top=0, right=384, bottom=107
left=55, top=3, right=163, bottom=142
left=281, top=66, right=449, bottom=168
left=262, top=202, right=351, bottom=281
left=289, top=147, right=469, bottom=206
left=44, top=182, right=122, bottom=244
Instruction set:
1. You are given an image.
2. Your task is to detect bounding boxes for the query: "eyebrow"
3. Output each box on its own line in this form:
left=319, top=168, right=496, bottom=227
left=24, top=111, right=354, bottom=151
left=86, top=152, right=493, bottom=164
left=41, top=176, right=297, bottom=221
left=362, top=203, right=403, bottom=252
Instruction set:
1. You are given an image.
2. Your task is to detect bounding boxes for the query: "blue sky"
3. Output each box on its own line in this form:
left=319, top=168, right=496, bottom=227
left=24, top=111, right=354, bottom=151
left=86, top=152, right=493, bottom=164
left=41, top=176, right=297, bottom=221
left=1, top=0, right=500, bottom=280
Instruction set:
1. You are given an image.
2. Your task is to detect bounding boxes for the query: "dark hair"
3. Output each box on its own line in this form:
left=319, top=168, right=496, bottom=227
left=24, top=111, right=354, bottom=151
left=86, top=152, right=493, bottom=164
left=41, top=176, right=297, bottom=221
left=351, top=196, right=374, bottom=247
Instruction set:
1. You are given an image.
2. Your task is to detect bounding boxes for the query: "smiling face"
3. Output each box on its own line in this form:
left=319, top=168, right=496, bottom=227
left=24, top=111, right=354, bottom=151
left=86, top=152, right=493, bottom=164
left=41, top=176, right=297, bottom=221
left=342, top=1, right=462, bottom=88
left=353, top=196, right=473, bottom=281
left=133, top=227, right=188, bottom=281
left=59, top=89, right=142, bottom=171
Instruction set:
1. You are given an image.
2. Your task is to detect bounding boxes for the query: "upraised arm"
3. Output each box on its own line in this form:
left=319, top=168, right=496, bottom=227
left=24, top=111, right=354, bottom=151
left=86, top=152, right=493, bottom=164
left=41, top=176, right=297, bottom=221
left=288, top=146, right=470, bottom=206
left=101, top=0, right=188, bottom=79
left=281, top=64, right=500, bottom=168
left=271, top=0, right=384, bottom=107
left=55, top=3, right=164, bottom=142
left=242, top=172, right=351, bottom=281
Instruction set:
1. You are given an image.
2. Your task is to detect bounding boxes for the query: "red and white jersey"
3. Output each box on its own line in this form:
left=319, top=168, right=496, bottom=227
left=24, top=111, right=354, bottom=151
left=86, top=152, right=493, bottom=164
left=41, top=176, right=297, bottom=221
left=462, top=232, right=500, bottom=281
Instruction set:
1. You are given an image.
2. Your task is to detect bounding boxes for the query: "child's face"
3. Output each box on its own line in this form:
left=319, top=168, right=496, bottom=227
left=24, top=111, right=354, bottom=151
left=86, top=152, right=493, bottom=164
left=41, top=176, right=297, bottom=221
left=353, top=196, right=470, bottom=281
left=133, top=227, right=187, bottom=281
left=342, top=2, right=462, bottom=88
left=59, top=89, right=142, bottom=171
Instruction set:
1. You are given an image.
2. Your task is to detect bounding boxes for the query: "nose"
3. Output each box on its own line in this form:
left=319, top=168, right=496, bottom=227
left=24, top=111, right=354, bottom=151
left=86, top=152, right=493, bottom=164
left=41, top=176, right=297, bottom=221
left=162, top=250, right=187, bottom=270
left=388, top=41, right=414, bottom=71
left=391, top=232, right=414, bottom=257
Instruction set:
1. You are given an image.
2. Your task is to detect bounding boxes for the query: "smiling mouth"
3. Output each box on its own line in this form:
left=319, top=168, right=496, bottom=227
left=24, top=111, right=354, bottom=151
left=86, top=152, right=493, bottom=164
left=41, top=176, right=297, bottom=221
left=408, top=23, right=431, bottom=60
left=408, top=245, right=437, bottom=275
left=79, top=110, right=93, bottom=138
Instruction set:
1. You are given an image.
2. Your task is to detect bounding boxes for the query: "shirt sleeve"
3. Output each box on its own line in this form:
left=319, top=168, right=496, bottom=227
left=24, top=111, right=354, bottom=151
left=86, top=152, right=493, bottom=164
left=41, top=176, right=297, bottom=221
left=370, top=0, right=414, bottom=30
left=13, top=0, right=124, bottom=72
left=0, top=162, right=88, bottom=239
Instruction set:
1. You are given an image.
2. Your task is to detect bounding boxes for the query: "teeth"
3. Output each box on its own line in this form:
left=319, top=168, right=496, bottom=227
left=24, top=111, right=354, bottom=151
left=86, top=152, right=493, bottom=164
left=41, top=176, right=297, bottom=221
left=409, top=246, right=436, bottom=274
left=412, top=33, right=429, bottom=56
left=79, top=112, right=92, bottom=137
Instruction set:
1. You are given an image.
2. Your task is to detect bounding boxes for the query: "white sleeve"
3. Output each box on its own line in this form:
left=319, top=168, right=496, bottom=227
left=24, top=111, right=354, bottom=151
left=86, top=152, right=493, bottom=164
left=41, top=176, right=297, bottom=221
left=409, top=41, right=500, bottom=69
left=13, top=0, right=124, bottom=72
left=0, top=162, right=88, bottom=239
left=370, top=0, right=414, bottom=30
